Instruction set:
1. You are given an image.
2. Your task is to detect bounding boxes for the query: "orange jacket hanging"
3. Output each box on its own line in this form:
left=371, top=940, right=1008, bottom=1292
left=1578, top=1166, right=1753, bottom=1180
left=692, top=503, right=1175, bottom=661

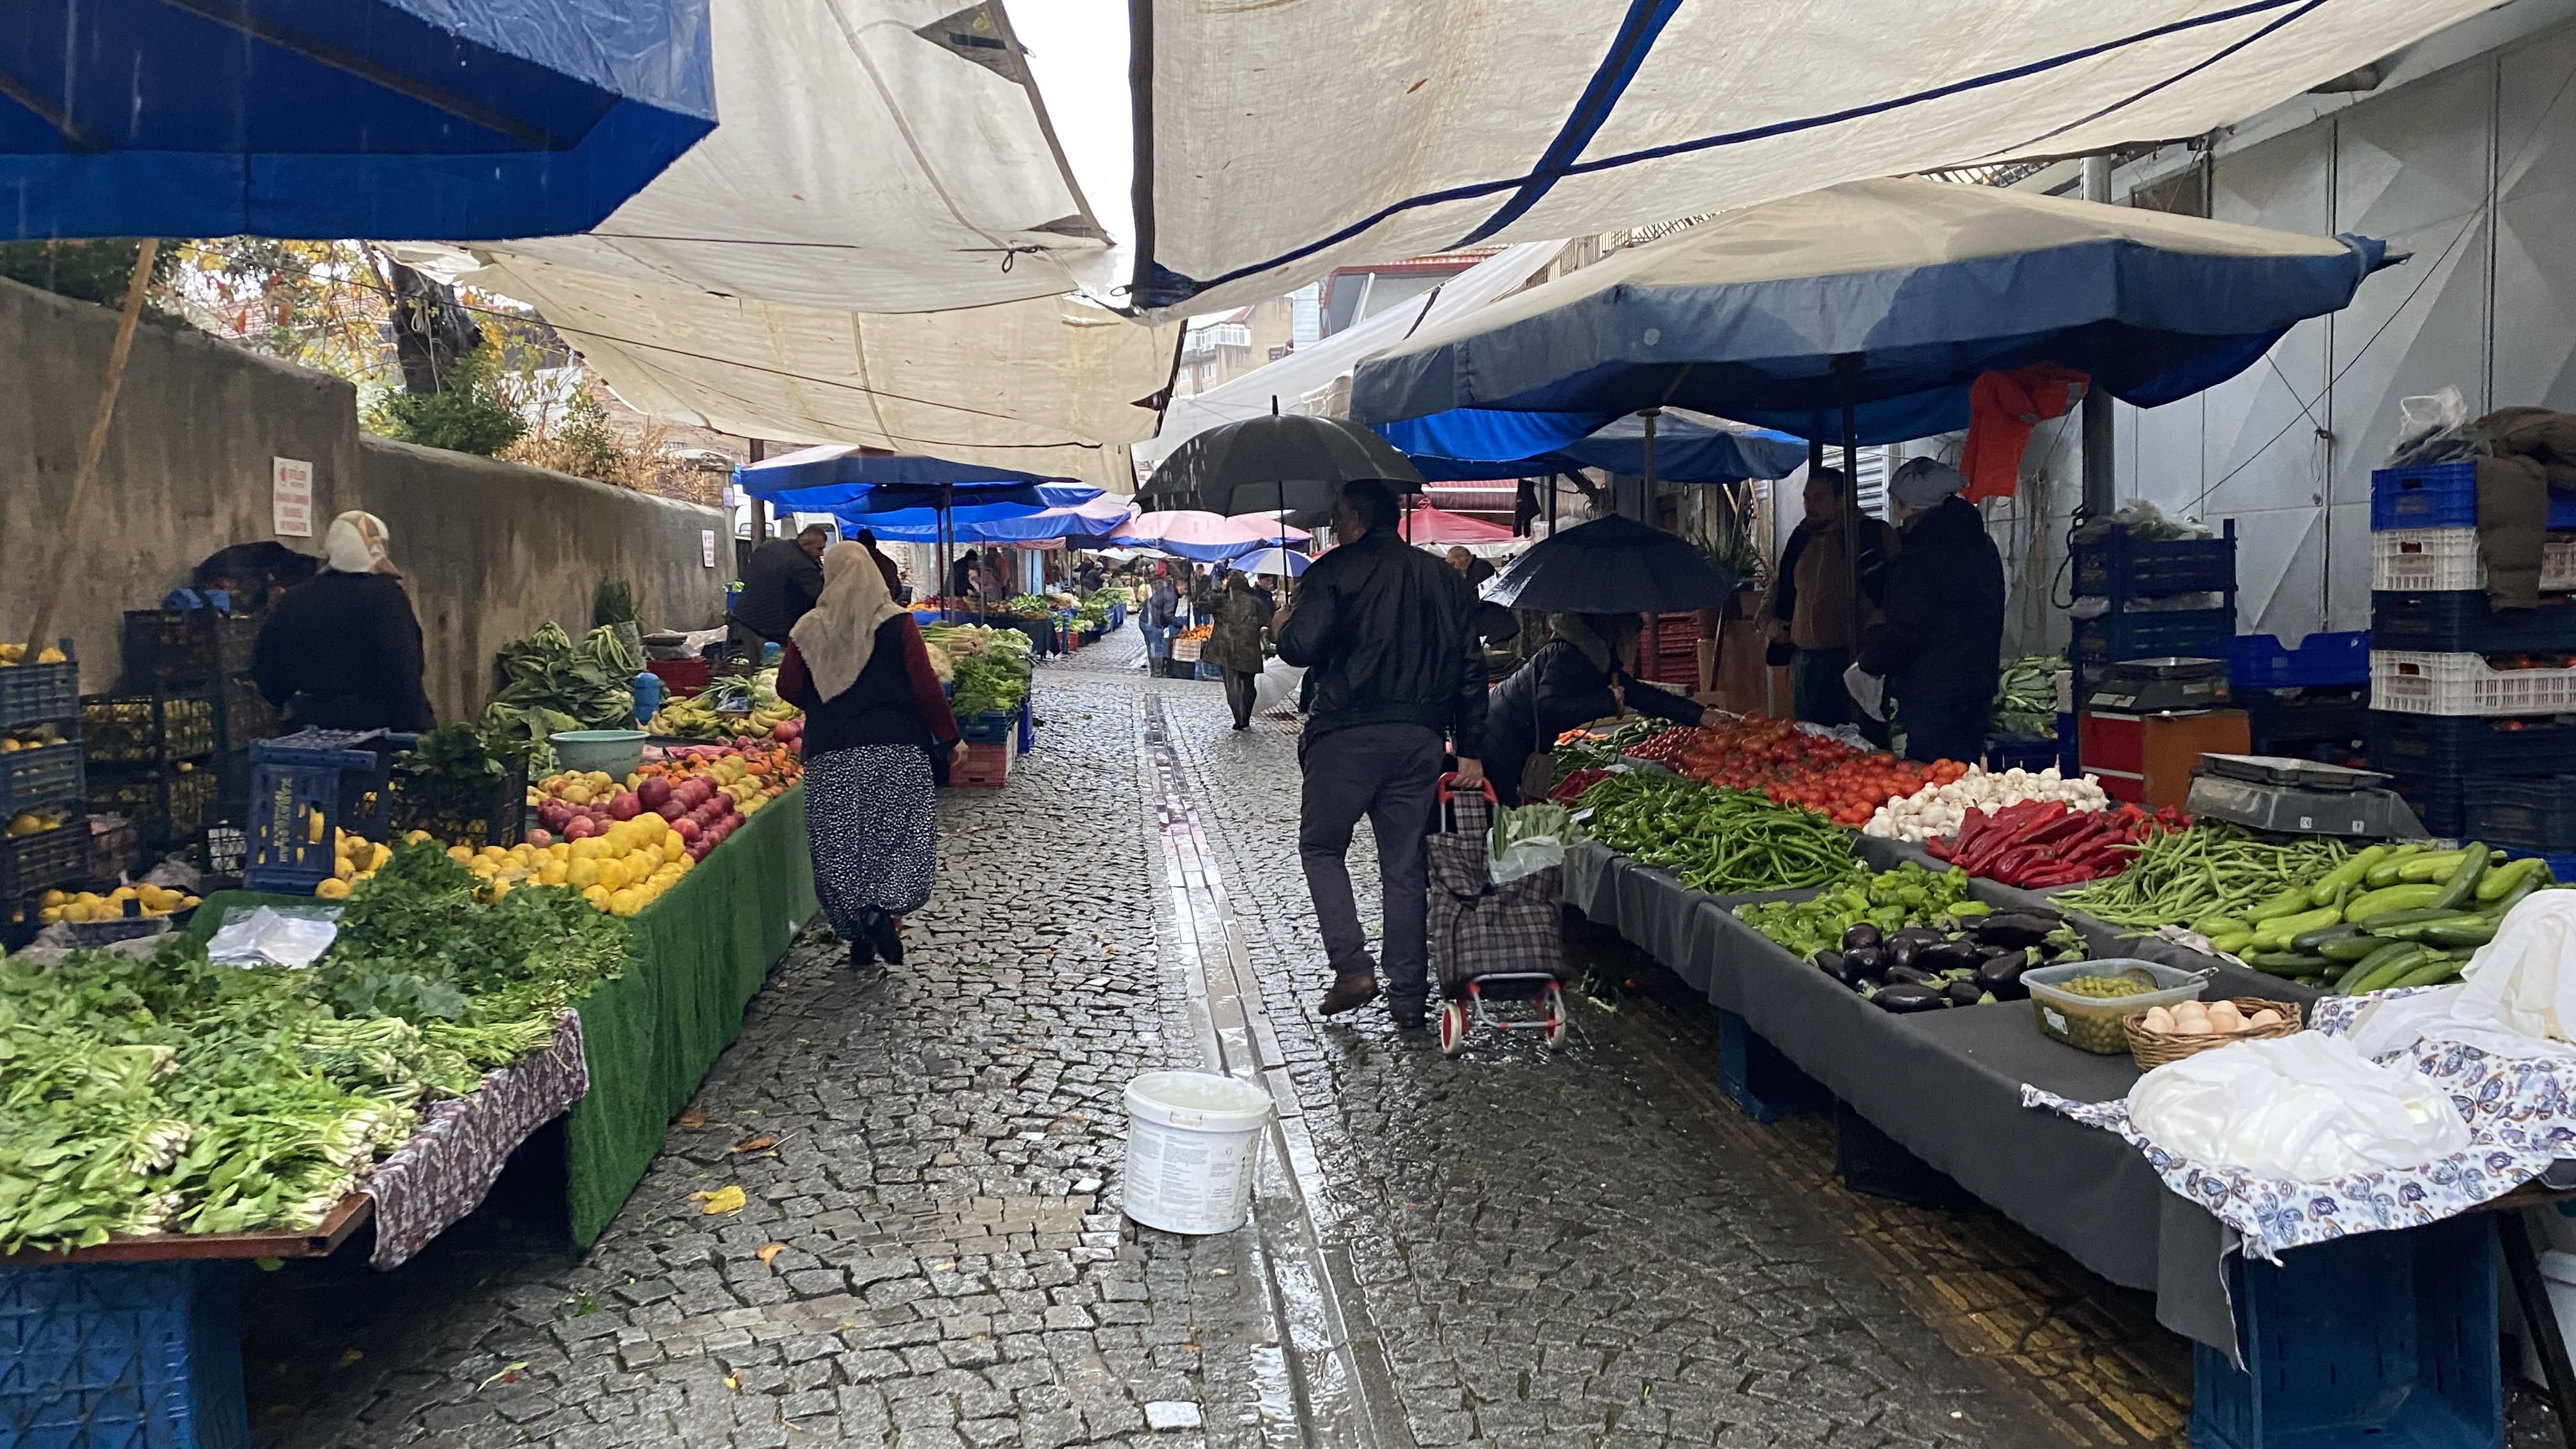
left=1960, top=364, right=2089, bottom=502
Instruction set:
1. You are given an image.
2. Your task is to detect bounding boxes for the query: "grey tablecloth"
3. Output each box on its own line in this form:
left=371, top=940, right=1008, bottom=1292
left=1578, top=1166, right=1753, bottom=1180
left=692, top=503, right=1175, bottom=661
left=1567, top=841, right=2242, bottom=1351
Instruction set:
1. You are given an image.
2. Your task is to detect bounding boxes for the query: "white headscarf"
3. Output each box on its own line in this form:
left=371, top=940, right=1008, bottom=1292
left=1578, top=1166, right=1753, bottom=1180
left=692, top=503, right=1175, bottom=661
left=1889, top=457, right=1969, bottom=512
left=792, top=542, right=908, bottom=702
left=323, top=510, right=399, bottom=576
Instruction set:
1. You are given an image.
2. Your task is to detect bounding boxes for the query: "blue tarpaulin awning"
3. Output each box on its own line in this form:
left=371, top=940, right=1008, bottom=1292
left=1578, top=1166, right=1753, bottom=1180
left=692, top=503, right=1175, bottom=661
left=734, top=444, right=1091, bottom=516
left=1383, top=409, right=1808, bottom=482
left=4, top=0, right=716, bottom=240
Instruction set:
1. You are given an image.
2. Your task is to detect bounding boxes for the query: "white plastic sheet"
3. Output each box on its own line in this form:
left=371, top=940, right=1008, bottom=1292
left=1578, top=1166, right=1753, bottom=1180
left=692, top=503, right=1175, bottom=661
left=1133, top=0, right=2492, bottom=317
left=2126, top=1033, right=2470, bottom=1180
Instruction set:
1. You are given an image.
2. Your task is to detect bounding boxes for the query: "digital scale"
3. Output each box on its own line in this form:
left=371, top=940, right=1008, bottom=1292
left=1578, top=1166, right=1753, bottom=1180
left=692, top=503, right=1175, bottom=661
left=2077, top=657, right=2246, bottom=809
left=2080, top=656, right=2232, bottom=713
left=2186, top=753, right=2431, bottom=839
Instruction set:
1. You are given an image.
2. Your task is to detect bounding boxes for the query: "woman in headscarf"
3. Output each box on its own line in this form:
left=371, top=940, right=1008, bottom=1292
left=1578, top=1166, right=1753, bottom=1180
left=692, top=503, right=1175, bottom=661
left=1482, top=613, right=1705, bottom=806
left=1855, top=457, right=2005, bottom=766
left=1202, top=568, right=1272, bottom=730
left=777, top=543, right=962, bottom=969
left=250, top=510, right=436, bottom=732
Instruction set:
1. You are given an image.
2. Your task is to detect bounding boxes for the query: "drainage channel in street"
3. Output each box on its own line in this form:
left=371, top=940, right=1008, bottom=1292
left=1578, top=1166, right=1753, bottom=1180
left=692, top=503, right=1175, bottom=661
left=1140, top=693, right=1411, bottom=1449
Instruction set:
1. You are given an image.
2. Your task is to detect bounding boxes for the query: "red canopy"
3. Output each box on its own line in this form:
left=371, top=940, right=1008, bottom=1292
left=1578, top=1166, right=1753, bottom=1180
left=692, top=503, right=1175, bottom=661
left=1397, top=505, right=1515, bottom=545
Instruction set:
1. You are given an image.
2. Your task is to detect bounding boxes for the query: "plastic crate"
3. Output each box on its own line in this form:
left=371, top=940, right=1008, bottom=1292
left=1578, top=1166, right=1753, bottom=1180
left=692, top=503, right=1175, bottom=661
left=2384, top=774, right=2467, bottom=837
left=1017, top=698, right=1036, bottom=754
left=0, top=815, right=89, bottom=901
left=1195, top=659, right=1224, bottom=680
left=2072, top=521, right=2237, bottom=597
left=2372, top=590, right=2576, bottom=655
left=2372, top=528, right=2576, bottom=592
left=2370, top=461, right=2576, bottom=532
left=241, top=730, right=406, bottom=893
left=2367, top=710, right=2576, bottom=779
left=0, top=739, right=85, bottom=816
left=2223, top=631, right=2372, bottom=690
left=88, top=763, right=221, bottom=848
left=195, top=816, right=247, bottom=882
left=953, top=740, right=1009, bottom=788
left=88, top=813, right=141, bottom=881
left=212, top=676, right=275, bottom=755
left=2464, top=776, right=2576, bottom=851
left=959, top=710, right=1016, bottom=744
left=2070, top=608, right=2239, bottom=668
left=1170, top=636, right=1204, bottom=663
left=388, top=762, right=526, bottom=850
left=1982, top=735, right=2062, bottom=772
left=644, top=657, right=710, bottom=696
left=0, top=1259, right=249, bottom=1449
left=0, top=640, right=80, bottom=730
left=120, top=609, right=259, bottom=684
left=2239, top=689, right=2370, bottom=758
left=2191, top=1211, right=2497, bottom=1449
left=82, top=691, right=217, bottom=763
left=2372, top=650, right=2576, bottom=717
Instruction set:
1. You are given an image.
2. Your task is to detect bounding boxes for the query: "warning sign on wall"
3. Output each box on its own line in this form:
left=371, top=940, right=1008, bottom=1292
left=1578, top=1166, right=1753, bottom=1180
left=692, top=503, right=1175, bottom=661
left=273, top=457, right=314, bottom=537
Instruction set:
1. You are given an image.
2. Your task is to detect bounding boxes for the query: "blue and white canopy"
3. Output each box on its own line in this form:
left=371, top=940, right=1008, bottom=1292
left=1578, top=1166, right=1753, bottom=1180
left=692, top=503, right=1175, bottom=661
left=733, top=444, right=1090, bottom=517
left=1349, top=178, right=2395, bottom=445
left=4, top=0, right=714, bottom=240
left=1384, top=408, right=1808, bottom=483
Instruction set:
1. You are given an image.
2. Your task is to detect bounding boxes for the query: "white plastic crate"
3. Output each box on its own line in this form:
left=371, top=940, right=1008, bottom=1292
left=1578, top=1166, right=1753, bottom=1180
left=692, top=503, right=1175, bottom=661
left=2371, top=649, right=2576, bottom=717
left=2371, top=528, right=2576, bottom=592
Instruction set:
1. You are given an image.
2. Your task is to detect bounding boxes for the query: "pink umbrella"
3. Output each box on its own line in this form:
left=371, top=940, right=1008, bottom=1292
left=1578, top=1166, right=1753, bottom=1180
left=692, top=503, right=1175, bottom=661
left=1096, top=510, right=1309, bottom=562
left=1398, top=505, right=1515, bottom=545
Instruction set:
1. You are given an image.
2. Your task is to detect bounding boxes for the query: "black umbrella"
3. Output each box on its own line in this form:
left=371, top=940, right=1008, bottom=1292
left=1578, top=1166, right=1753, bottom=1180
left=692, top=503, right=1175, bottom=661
left=1478, top=514, right=1736, bottom=614
left=1140, top=411, right=1425, bottom=520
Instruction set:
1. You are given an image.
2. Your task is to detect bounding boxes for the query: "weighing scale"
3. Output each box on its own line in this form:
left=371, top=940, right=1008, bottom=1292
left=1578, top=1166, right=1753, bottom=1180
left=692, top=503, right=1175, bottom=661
left=2078, top=657, right=2245, bottom=809
left=2186, top=754, right=2431, bottom=839
left=2080, top=656, right=2231, bottom=713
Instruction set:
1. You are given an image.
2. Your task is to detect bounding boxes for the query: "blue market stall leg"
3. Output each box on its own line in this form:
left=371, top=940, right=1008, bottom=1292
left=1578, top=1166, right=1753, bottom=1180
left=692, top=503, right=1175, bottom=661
left=1713, top=1007, right=1827, bottom=1123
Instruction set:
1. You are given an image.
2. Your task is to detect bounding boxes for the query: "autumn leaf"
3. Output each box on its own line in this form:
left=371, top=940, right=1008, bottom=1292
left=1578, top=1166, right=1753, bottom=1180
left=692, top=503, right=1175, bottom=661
left=689, top=1184, right=747, bottom=1215
left=756, top=1243, right=786, bottom=1264
left=724, top=1372, right=740, bottom=1393
left=732, top=1135, right=778, bottom=1154
left=336, top=1349, right=364, bottom=1367
left=676, top=1110, right=708, bottom=1129
left=478, top=1361, right=529, bottom=1390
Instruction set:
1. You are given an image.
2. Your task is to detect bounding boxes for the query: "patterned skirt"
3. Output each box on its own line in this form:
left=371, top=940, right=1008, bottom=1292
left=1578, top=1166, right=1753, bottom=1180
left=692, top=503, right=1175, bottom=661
left=802, top=744, right=938, bottom=930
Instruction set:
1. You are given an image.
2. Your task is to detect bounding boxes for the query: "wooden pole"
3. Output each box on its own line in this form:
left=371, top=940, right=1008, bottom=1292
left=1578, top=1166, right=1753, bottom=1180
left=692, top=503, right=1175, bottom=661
left=24, top=238, right=157, bottom=659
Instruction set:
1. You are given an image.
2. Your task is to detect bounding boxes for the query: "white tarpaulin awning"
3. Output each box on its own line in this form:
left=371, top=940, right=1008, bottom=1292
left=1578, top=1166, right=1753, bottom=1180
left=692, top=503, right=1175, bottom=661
left=1128, top=0, right=2493, bottom=318
left=470, top=256, right=1175, bottom=491
left=1135, top=240, right=1560, bottom=464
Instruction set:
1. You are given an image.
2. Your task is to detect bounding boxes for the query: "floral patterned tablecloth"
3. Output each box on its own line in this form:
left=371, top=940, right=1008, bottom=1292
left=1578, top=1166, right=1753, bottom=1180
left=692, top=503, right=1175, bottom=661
left=364, top=1011, right=589, bottom=1269
left=2025, top=990, right=2576, bottom=1262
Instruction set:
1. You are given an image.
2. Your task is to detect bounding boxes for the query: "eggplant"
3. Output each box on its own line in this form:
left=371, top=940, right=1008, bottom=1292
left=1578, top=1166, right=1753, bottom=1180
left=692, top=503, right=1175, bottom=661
left=1970, top=914, right=2058, bottom=950
left=1888, top=927, right=1947, bottom=949
left=1914, top=939, right=1982, bottom=974
left=1972, top=956, right=2033, bottom=1000
left=1942, top=979, right=1986, bottom=1008
left=1814, top=951, right=1866, bottom=987
left=1842, top=944, right=1887, bottom=979
left=1884, top=965, right=1936, bottom=988
left=1872, top=982, right=1951, bottom=1013
left=1842, top=923, right=1883, bottom=953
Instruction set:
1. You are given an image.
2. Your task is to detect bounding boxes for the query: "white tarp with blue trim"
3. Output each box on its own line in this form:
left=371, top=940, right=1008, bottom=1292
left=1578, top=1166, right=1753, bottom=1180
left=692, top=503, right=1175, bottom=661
left=1128, top=0, right=2490, bottom=319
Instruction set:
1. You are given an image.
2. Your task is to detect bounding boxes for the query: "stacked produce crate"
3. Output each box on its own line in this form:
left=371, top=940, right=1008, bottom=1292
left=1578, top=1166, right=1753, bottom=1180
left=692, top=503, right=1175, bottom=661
left=88, top=609, right=278, bottom=861
left=2067, top=521, right=2241, bottom=802
left=1, top=640, right=89, bottom=925
left=2225, top=631, right=2372, bottom=763
left=2367, top=459, right=2576, bottom=839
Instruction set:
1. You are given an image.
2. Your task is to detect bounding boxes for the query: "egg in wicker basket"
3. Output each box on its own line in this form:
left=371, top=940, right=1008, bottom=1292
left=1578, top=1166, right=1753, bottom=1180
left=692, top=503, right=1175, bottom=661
left=2125, top=997, right=2303, bottom=1070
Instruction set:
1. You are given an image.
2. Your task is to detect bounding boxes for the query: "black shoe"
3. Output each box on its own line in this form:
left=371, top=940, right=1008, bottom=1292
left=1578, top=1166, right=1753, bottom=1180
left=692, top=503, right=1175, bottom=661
left=1390, top=1003, right=1428, bottom=1031
left=1318, top=970, right=1381, bottom=1016
left=848, top=938, right=877, bottom=969
left=862, top=908, right=906, bottom=966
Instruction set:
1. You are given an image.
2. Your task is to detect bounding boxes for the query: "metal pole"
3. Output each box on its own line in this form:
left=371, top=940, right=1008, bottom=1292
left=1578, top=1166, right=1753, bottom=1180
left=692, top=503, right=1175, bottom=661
left=747, top=438, right=768, bottom=542
left=2081, top=155, right=2117, bottom=519
left=1833, top=355, right=1866, bottom=692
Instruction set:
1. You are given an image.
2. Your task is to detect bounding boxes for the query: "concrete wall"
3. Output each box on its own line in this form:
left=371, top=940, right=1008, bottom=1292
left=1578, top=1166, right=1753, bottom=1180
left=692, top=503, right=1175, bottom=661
left=0, top=274, right=728, bottom=725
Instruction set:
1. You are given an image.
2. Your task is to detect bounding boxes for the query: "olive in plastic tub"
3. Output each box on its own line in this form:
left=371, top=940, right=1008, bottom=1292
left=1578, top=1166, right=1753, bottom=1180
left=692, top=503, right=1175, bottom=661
left=2025, top=960, right=2207, bottom=1055
left=1121, top=1070, right=1273, bottom=1234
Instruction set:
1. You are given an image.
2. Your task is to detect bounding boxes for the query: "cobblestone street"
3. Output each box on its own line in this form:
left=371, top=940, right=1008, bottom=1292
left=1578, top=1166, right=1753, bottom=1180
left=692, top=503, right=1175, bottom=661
left=241, top=633, right=2188, bottom=1449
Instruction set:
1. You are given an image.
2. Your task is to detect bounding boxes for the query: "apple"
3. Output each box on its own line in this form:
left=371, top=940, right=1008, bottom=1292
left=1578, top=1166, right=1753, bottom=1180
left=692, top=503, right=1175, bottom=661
left=564, top=815, right=599, bottom=841
left=537, top=801, right=571, bottom=832
left=607, top=790, right=641, bottom=822
left=525, top=829, right=553, bottom=850
left=656, top=799, right=685, bottom=822
left=687, top=838, right=713, bottom=860
left=638, top=778, right=672, bottom=810
left=673, top=817, right=702, bottom=843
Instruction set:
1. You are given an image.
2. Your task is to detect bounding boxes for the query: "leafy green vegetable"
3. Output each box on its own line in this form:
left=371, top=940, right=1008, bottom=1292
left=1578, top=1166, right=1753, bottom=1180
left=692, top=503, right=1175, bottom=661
left=395, top=723, right=507, bottom=815
left=481, top=621, right=641, bottom=755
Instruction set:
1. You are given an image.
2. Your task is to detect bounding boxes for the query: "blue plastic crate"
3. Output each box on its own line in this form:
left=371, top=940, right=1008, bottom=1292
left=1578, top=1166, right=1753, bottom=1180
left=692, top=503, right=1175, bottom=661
left=0, top=1261, right=247, bottom=1449
left=2464, top=776, right=2576, bottom=851
left=958, top=710, right=1015, bottom=744
left=0, top=641, right=80, bottom=731
left=2502, top=847, right=2576, bottom=882
left=2373, top=589, right=2576, bottom=655
left=2373, top=459, right=2576, bottom=532
left=1713, top=1008, right=1827, bottom=1124
left=2072, top=521, right=2237, bottom=598
left=2071, top=608, right=2238, bottom=668
left=2369, top=710, right=2576, bottom=779
left=0, top=740, right=85, bottom=816
left=2193, top=1213, right=2498, bottom=1449
left=2228, top=631, right=2372, bottom=689
left=1016, top=698, right=1035, bottom=753
left=241, top=729, right=405, bottom=894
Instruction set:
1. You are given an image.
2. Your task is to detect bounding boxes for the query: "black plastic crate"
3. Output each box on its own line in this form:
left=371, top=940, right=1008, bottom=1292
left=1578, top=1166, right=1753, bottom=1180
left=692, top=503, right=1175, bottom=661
left=82, top=689, right=217, bottom=763
left=2366, top=710, right=2576, bottom=779
left=0, top=640, right=79, bottom=730
left=122, top=608, right=259, bottom=683
left=2385, top=774, right=2465, bottom=838
left=88, top=812, right=141, bottom=881
left=215, top=673, right=279, bottom=753
left=2239, top=689, right=2369, bottom=758
left=2073, top=521, right=2237, bottom=598
left=2069, top=608, right=2238, bottom=668
left=87, top=761, right=222, bottom=847
left=2370, top=589, right=2576, bottom=656
left=2464, top=777, right=2576, bottom=851
left=0, top=736, right=85, bottom=816
left=0, top=814, right=89, bottom=900
left=388, top=761, right=527, bottom=850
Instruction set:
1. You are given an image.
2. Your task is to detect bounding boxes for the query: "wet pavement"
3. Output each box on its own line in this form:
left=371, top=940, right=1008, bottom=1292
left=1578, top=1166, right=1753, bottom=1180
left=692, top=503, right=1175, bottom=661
left=233, top=627, right=2568, bottom=1448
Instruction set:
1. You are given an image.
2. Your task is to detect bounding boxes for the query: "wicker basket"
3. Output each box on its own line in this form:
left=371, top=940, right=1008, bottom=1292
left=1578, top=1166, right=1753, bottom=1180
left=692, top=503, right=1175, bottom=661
left=2125, top=997, right=2303, bottom=1069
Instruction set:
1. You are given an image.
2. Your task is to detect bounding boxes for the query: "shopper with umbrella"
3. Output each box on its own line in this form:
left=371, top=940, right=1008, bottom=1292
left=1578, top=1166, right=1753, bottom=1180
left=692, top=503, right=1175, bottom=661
left=1851, top=460, right=2004, bottom=766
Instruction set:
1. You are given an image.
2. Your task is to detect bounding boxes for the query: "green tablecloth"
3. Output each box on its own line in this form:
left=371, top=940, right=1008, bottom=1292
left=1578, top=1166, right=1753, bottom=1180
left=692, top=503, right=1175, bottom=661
left=187, top=782, right=818, bottom=1246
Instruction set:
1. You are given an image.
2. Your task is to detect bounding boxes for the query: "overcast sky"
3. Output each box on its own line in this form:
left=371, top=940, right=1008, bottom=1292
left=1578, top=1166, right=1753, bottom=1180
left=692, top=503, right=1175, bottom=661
left=1006, top=0, right=1133, bottom=249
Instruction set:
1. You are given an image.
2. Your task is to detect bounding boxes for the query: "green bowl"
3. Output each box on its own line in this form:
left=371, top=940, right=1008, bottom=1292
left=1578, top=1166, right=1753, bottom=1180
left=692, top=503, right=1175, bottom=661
left=549, top=729, right=648, bottom=779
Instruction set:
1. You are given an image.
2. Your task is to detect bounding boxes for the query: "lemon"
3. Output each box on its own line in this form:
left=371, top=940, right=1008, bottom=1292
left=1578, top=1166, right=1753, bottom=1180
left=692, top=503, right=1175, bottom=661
left=315, top=878, right=351, bottom=900
left=581, top=884, right=611, bottom=910
left=566, top=858, right=599, bottom=889
left=540, top=861, right=569, bottom=886
left=595, top=859, right=629, bottom=893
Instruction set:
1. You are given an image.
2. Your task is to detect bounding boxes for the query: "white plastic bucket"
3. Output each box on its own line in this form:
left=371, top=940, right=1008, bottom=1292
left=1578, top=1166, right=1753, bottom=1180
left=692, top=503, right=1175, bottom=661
left=1121, top=1070, right=1273, bottom=1235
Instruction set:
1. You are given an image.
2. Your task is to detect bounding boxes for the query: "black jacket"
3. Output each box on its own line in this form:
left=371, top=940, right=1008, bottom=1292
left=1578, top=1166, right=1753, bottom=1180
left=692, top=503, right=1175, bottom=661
left=1859, top=496, right=2005, bottom=710
left=1482, top=639, right=1703, bottom=805
left=733, top=538, right=823, bottom=641
left=252, top=572, right=436, bottom=733
left=1275, top=528, right=1486, bottom=755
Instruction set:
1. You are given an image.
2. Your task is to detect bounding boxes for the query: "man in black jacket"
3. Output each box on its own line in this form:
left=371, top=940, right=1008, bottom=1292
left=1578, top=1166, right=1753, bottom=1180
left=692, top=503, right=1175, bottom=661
left=1276, top=480, right=1487, bottom=1029
left=1858, top=459, right=2005, bottom=765
left=732, top=524, right=831, bottom=655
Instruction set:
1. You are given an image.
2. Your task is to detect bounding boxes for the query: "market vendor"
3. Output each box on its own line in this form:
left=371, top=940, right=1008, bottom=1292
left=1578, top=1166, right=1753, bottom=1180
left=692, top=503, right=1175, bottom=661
left=1856, top=457, right=2005, bottom=766
left=1757, top=466, right=1897, bottom=728
left=1483, top=613, right=1705, bottom=806
left=250, top=510, right=436, bottom=733
left=732, top=523, right=831, bottom=655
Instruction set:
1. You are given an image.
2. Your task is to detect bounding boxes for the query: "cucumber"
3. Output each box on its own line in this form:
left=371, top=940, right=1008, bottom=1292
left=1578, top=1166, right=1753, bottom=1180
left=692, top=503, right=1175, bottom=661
left=2478, top=857, right=2544, bottom=903
left=2398, top=850, right=2471, bottom=884
left=2291, top=921, right=2363, bottom=953
left=2366, top=843, right=2428, bottom=887
left=2244, top=884, right=2315, bottom=924
left=2244, top=951, right=2329, bottom=977
left=2354, top=906, right=2462, bottom=929
left=2206, top=931, right=2254, bottom=956
left=2428, top=841, right=2488, bottom=911
left=2256, top=906, right=2342, bottom=946
left=2336, top=939, right=2421, bottom=994
left=2345, top=882, right=2447, bottom=923
left=2421, top=918, right=2499, bottom=949
left=2317, top=933, right=2385, bottom=962
left=2388, top=957, right=2467, bottom=990
left=2346, top=944, right=2432, bottom=995
left=2364, top=913, right=2486, bottom=942
left=2191, top=914, right=2251, bottom=939
left=2308, top=846, right=2386, bottom=907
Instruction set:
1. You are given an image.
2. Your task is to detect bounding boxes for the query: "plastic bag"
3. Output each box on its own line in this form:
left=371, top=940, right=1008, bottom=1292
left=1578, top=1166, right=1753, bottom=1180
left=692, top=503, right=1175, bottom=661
left=2070, top=499, right=2211, bottom=545
left=2386, top=386, right=2486, bottom=468
left=1490, top=802, right=1574, bottom=885
left=204, top=904, right=342, bottom=968
left=2126, top=1033, right=2469, bottom=1179
left=1251, top=660, right=1306, bottom=717
left=1841, top=663, right=1887, bottom=723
